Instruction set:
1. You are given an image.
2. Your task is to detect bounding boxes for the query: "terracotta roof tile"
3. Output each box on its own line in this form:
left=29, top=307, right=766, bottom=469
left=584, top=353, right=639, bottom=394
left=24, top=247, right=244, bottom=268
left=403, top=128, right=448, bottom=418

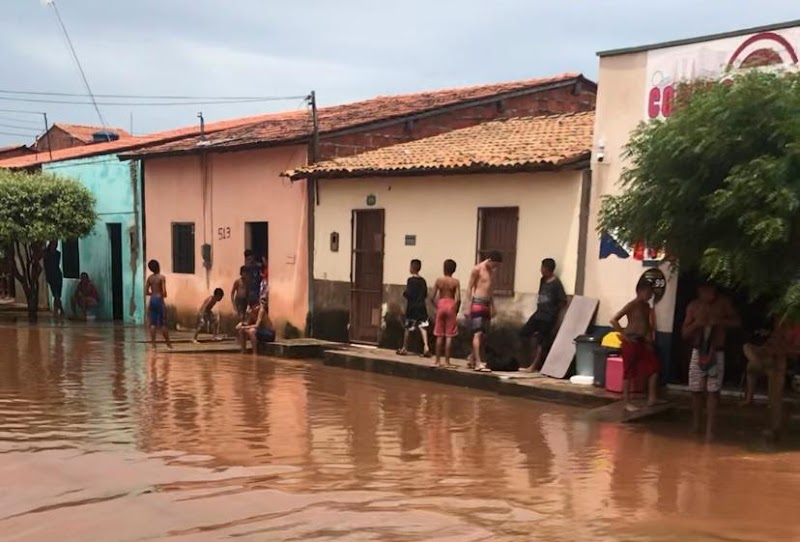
left=286, top=111, right=595, bottom=179
left=52, top=123, right=131, bottom=143
left=126, top=73, right=589, bottom=158
left=0, top=110, right=295, bottom=169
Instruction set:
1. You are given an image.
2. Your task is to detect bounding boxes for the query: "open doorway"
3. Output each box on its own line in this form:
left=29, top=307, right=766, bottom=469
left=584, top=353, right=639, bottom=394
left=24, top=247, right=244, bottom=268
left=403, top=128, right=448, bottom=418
left=245, top=222, right=269, bottom=262
left=107, top=223, right=124, bottom=321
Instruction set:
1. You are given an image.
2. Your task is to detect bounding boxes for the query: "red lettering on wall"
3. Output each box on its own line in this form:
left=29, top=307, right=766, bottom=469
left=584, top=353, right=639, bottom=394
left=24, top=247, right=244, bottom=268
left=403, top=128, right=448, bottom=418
left=647, top=84, right=676, bottom=118
left=648, top=87, right=661, bottom=119
left=661, top=85, right=675, bottom=117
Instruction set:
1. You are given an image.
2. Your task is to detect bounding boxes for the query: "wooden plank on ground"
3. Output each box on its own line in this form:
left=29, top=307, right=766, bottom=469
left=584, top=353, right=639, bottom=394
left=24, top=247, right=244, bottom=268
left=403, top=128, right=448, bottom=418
left=581, top=401, right=673, bottom=423
left=540, top=295, right=599, bottom=379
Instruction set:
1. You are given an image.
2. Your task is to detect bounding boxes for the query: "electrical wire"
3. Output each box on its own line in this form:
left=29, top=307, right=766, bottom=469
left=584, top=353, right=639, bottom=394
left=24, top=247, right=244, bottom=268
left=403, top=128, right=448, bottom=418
left=46, top=0, right=107, bottom=128
left=0, top=116, right=43, bottom=127
left=0, top=131, right=37, bottom=138
left=0, top=95, right=305, bottom=106
left=0, top=89, right=307, bottom=101
left=0, top=108, right=46, bottom=115
left=0, top=122, right=40, bottom=133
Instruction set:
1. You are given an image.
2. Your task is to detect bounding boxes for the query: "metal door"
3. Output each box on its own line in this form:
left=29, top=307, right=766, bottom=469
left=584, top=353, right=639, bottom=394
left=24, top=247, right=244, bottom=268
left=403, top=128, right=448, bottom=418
left=350, top=209, right=384, bottom=343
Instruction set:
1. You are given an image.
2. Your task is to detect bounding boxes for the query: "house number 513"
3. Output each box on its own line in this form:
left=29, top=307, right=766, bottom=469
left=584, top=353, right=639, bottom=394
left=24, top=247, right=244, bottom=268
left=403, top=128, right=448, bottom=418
left=217, top=226, right=231, bottom=240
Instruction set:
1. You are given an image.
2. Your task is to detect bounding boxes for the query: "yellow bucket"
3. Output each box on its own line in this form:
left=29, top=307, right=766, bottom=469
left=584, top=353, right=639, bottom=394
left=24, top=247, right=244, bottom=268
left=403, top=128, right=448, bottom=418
left=601, top=331, right=623, bottom=349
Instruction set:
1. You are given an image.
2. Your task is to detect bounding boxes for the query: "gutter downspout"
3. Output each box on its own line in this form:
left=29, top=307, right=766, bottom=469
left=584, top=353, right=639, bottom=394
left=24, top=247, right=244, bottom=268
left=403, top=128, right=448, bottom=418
left=306, top=91, right=320, bottom=337
left=574, top=167, right=592, bottom=295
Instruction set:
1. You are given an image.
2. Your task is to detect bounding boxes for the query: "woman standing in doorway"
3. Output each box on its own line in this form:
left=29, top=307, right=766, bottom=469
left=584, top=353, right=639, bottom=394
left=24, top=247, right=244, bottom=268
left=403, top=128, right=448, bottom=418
left=43, top=240, right=64, bottom=319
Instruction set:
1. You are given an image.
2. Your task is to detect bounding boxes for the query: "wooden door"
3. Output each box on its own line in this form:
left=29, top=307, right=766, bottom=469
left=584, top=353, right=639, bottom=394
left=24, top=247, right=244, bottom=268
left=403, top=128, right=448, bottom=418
left=350, top=209, right=385, bottom=343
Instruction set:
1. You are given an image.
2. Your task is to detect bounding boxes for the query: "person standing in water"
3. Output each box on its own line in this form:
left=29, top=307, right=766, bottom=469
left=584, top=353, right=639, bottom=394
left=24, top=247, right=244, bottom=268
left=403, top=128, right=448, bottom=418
left=432, top=259, right=461, bottom=368
left=145, top=259, right=171, bottom=349
left=43, top=240, right=64, bottom=320
left=682, top=282, right=740, bottom=440
left=465, top=251, right=502, bottom=372
left=611, top=281, right=660, bottom=412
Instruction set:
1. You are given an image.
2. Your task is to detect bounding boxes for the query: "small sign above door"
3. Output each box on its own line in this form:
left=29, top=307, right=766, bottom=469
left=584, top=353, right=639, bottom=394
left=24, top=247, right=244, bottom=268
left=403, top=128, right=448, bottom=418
left=366, top=194, right=377, bottom=206
left=404, top=235, right=416, bottom=246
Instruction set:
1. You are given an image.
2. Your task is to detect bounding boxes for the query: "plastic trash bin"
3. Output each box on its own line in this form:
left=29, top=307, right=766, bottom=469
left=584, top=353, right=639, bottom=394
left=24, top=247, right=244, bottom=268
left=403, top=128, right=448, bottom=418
left=592, top=345, right=618, bottom=388
left=574, top=335, right=599, bottom=377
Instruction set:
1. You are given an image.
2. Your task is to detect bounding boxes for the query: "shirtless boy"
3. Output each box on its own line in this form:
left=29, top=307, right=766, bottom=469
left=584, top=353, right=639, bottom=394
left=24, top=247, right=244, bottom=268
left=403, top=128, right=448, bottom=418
left=239, top=298, right=275, bottom=354
left=611, top=281, right=660, bottom=412
left=682, top=282, right=740, bottom=440
left=231, top=266, right=249, bottom=321
left=193, top=288, right=224, bottom=342
left=145, top=259, right=172, bottom=349
left=466, top=251, right=502, bottom=372
left=433, top=259, right=461, bottom=368
left=742, top=318, right=800, bottom=438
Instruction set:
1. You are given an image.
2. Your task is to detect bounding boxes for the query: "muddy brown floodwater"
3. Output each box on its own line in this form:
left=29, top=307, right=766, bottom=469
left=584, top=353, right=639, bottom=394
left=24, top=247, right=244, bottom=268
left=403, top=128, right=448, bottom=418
left=1, top=324, right=800, bottom=541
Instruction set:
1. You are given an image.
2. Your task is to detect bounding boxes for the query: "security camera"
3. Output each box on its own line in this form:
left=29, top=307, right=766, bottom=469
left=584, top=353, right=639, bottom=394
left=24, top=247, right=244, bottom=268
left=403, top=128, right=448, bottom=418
left=596, top=140, right=606, bottom=163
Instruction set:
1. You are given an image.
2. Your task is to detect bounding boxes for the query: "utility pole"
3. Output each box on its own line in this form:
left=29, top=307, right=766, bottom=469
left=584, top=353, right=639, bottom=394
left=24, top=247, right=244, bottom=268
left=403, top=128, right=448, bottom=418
left=306, top=91, right=319, bottom=338
left=197, top=111, right=205, bottom=139
left=42, top=113, right=53, bottom=161
left=309, top=91, right=320, bottom=164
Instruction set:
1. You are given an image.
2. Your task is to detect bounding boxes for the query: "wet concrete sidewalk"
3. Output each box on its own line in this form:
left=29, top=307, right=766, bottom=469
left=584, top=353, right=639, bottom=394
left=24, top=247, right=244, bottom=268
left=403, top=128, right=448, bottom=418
left=317, top=345, right=800, bottom=430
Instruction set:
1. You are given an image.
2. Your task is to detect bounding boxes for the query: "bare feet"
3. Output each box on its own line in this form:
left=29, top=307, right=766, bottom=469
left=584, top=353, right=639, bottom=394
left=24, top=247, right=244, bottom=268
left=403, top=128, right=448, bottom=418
left=474, top=364, right=491, bottom=373
left=625, top=403, right=640, bottom=413
left=192, top=339, right=201, bottom=345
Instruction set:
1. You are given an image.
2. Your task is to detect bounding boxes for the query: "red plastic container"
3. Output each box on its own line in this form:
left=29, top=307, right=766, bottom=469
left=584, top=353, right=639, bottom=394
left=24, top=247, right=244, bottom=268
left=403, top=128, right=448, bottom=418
left=605, top=355, right=644, bottom=393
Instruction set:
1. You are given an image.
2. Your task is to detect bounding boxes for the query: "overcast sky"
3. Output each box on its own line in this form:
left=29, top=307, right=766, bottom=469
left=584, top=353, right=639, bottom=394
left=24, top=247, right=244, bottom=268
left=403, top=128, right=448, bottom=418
left=0, top=1, right=797, bottom=146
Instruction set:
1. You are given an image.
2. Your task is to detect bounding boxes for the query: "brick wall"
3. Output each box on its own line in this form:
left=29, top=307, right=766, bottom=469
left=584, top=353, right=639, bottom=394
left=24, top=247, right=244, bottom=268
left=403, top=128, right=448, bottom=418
left=33, top=127, right=87, bottom=153
left=319, top=84, right=596, bottom=160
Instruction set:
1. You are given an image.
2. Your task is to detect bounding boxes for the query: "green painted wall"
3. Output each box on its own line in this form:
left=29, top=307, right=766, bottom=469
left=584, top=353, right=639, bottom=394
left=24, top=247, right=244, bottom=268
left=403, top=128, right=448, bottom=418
left=43, top=155, right=144, bottom=324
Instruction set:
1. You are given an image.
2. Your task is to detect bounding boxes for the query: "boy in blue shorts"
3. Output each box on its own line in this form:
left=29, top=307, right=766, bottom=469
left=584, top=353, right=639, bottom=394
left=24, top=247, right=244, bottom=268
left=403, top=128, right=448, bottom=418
left=145, top=260, right=172, bottom=349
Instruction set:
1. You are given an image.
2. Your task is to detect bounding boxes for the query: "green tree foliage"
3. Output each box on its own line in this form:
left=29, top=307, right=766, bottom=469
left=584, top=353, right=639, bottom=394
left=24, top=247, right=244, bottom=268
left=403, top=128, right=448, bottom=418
left=0, top=169, right=96, bottom=320
left=599, top=71, right=800, bottom=318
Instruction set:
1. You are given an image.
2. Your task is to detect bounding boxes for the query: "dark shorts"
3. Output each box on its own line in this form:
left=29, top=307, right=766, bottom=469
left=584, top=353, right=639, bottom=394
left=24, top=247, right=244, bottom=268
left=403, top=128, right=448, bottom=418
left=256, top=328, right=276, bottom=343
left=235, top=296, right=248, bottom=317
left=404, top=318, right=430, bottom=331
left=47, top=276, right=63, bottom=300
left=520, top=316, right=555, bottom=340
left=149, top=296, right=166, bottom=328
left=470, top=297, right=491, bottom=335
left=404, top=305, right=428, bottom=331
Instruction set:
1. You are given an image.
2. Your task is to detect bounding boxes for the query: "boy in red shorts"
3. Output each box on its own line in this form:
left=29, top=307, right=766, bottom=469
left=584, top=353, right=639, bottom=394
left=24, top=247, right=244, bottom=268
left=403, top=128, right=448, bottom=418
left=610, top=281, right=660, bottom=412
left=433, top=259, right=461, bottom=368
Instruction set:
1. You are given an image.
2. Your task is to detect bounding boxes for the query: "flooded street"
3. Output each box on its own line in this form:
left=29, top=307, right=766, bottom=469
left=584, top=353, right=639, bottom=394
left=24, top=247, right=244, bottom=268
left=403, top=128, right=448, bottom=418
left=1, top=324, right=799, bottom=541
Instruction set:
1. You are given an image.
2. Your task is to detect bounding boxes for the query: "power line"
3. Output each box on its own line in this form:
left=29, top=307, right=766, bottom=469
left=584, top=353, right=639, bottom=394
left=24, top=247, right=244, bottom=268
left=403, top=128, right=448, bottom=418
left=0, top=95, right=305, bottom=106
left=0, top=115, right=43, bottom=127
left=0, top=122, right=40, bottom=133
left=0, top=108, right=46, bottom=115
left=0, top=130, right=37, bottom=139
left=45, top=0, right=107, bottom=128
left=0, top=88, right=306, bottom=101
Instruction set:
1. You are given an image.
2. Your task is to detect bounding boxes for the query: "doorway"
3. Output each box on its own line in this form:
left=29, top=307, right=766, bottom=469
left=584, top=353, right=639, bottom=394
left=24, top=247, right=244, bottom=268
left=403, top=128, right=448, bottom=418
left=107, top=223, right=124, bottom=321
left=350, top=209, right=384, bottom=343
left=245, top=222, right=269, bottom=262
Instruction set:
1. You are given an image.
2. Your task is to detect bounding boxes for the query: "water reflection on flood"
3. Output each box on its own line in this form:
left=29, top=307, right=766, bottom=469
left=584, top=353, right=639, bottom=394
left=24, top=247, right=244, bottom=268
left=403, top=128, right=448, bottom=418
left=1, top=324, right=799, bottom=541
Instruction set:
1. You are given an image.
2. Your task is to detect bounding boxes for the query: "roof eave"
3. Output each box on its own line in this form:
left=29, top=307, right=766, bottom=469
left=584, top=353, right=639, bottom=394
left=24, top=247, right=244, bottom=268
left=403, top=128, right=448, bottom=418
left=289, top=151, right=591, bottom=181
left=597, top=19, right=800, bottom=58
left=120, top=135, right=311, bottom=161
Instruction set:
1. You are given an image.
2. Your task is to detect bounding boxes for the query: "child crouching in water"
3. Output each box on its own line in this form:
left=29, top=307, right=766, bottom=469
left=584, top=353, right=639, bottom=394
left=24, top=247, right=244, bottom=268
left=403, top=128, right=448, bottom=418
left=610, top=281, right=660, bottom=412
left=193, top=288, right=224, bottom=343
left=433, top=259, right=460, bottom=368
